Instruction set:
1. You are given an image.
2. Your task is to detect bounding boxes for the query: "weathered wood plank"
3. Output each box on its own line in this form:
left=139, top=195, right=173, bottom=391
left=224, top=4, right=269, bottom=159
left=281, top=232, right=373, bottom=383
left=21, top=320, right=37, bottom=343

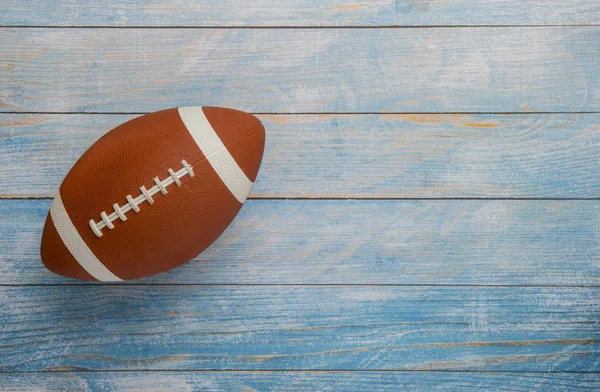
left=2, top=113, right=600, bottom=198
left=2, top=27, right=599, bottom=113
left=2, top=371, right=600, bottom=391
left=0, top=285, right=598, bottom=371
left=2, top=199, right=599, bottom=285
left=2, top=1, right=599, bottom=27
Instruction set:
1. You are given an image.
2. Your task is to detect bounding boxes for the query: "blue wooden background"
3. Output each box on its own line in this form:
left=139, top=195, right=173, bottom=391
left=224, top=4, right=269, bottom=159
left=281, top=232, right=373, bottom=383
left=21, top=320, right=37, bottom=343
left=1, top=1, right=599, bottom=390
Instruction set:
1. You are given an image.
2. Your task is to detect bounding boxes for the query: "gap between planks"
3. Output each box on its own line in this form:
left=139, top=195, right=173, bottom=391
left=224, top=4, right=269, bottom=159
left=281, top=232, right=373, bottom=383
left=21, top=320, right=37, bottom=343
left=3, top=196, right=600, bottom=201
left=4, top=369, right=600, bottom=374
left=2, top=111, right=600, bottom=115
left=2, top=25, right=600, bottom=29
left=3, top=284, right=600, bottom=288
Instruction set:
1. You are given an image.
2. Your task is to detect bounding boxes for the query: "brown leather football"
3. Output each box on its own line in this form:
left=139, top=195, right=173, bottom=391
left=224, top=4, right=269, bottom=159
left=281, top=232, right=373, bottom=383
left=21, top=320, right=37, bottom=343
left=40, top=106, right=265, bottom=281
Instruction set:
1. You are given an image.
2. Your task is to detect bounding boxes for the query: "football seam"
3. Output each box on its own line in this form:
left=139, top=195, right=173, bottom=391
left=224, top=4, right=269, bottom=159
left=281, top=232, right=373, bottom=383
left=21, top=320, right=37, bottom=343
left=88, top=159, right=195, bottom=238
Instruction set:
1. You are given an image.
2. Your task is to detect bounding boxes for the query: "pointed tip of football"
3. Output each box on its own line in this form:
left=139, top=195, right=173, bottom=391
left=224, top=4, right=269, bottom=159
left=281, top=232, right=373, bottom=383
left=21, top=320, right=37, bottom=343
left=201, top=106, right=266, bottom=183
left=40, top=212, right=97, bottom=281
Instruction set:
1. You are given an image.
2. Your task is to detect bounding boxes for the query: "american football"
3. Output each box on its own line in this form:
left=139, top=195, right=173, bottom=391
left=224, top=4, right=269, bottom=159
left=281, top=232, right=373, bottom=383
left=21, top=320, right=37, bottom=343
left=40, top=106, right=265, bottom=281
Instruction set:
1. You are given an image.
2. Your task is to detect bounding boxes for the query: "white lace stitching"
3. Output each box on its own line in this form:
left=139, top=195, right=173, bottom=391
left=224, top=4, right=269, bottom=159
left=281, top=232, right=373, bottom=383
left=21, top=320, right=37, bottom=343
left=89, top=160, right=195, bottom=237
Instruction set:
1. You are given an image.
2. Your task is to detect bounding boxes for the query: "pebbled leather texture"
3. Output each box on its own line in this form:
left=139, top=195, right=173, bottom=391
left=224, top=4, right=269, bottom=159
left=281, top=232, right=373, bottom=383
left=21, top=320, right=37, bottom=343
left=40, top=107, right=265, bottom=280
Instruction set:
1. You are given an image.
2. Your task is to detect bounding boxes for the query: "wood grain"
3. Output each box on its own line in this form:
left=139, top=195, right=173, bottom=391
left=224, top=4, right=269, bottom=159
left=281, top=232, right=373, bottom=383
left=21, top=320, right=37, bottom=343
left=2, top=113, right=600, bottom=198
left=2, top=27, right=599, bottom=113
left=3, top=199, right=599, bottom=285
left=2, top=371, right=600, bottom=391
left=1, top=285, right=598, bottom=371
left=3, top=3, right=600, bottom=388
left=2, top=1, right=599, bottom=27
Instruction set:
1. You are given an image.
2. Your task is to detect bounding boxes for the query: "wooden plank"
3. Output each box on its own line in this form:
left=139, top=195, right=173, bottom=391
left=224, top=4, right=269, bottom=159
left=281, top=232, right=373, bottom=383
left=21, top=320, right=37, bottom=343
left=2, top=27, right=599, bottom=113
left=2, top=1, right=599, bottom=27
left=0, top=285, right=598, bottom=371
left=2, top=371, right=600, bottom=391
left=2, top=113, right=600, bottom=198
left=2, top=199, right=599, bottom=285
